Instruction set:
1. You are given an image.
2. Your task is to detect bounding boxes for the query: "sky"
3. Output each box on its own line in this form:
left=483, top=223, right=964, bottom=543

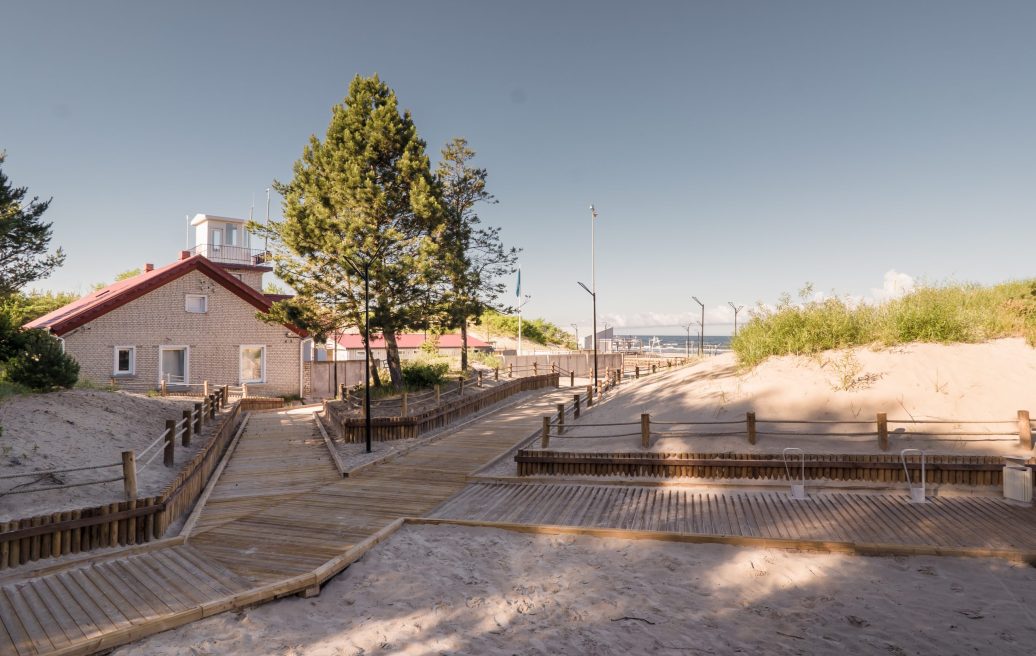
left=3, top=1, right=1036, bottom=336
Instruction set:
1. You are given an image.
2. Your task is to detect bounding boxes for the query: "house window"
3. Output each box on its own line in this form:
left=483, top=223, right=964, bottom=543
left=113, top=346, right=135, bottom=376
left=240, top=345, right=266, bottom=383
left=185, top=294, right=208, bottom=313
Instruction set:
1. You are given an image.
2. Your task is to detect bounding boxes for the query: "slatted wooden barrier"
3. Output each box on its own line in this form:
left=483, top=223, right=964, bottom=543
left=514, top=450, right=1033, bottom=486
left=333, top=374, right=559, bottom=443
left=0, top=396, right=244, bottom=570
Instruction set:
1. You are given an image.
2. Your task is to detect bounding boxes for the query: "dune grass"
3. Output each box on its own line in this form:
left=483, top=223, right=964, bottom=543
left=731, top=280, right=1036, bottom=367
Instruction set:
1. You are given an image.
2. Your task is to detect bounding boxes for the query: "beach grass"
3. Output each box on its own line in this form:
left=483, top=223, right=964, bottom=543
left=732, top=280, right=1036, bottom=367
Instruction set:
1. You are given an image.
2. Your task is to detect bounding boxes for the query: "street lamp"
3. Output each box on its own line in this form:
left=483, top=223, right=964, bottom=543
left=571, top=323, right=579, bottom=351
left=684, top=322, right=693, bottom=359
left=517, top=293, right=532, bottom=355
left=342, top=251, right=384, bottom=455
left=728, top=302, right=744, bottom=337
left=590, top=205, right=598, bottom=354
left=692, top=296, right=705, bottom=357
left=578, top=281, right=598, bottom=391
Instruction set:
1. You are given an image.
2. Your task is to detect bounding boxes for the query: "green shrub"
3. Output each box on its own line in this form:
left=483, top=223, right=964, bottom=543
left=470, top=351, right=502, bottom=369
left=402, top=360, right=449, bottom=388
left=732, top=279, right=1036, bottom=367
left=4, top=329, right=79, bottom=391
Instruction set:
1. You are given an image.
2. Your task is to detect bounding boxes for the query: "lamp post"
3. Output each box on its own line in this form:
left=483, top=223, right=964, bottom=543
left=728, top=302, right=744, bottom=337
left=578, top=281, right=598, bottom=390
left=342, top=254, right=377, bottom=454
left=692, top=296, right=705, bottom=357
left=517, top=293, right=532, bottom=355
left=684, top=322, right=693, bottom=359
left=571, top=323, right=579, bottom=351
left=590, top=205, right=598, bottom=355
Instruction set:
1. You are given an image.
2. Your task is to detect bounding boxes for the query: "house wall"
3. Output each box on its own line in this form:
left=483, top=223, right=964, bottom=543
left=61, top=270, right=301, bottom=396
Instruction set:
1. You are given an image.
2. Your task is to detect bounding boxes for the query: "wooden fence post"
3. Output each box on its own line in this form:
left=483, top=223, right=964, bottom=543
left=533, top=362, right=538, bottom=376
left=121, top=451, right=137, bottom=500
left=877, top=412, right=889, bottom=451
left=435, top=384, right=441, bottom=405
left=209, top=394, right=217, bottom=419
left=615, top=368, right=621, bottom=384
left=164, top=419, right=176, bottom=467
left=193, top=402, right=203, bottom=433
left=641, top=413, right=650, bottom=448
left=182, top=409, right=193, bottom=446
left=651, top=364, right=657, bottom=374
left=1019, top=410, right=1032, bottom=449
left=557, top=403, right=565, bottom=435
left=222, top=385, right=229, bottom=407
left=203, top=380, right=210, bottom=397
left=508, top=363, right=513, bottom=378
left=570, top=371, right=575, bottom=387
left=338, top=383, right=345, bottom=400
left=635, top=366, right=640, bottom=379
left=541, top=416, right=551, bottom=448
left=242, top=382, right=249, bottom=399
left=401, top=392, right=408, bottom=417
left=586, top=384, right=594, bottom=407
left=160, top=380, right=167, bottom=396
left=747, top=412, right=757, bottom=445
left=458, top=375, right=465, bottom=397
left=477, top=371, right=483, bottom=388
left=495, top=367, right=499, bottom=381
left=573, top=394, right=581, bottom=419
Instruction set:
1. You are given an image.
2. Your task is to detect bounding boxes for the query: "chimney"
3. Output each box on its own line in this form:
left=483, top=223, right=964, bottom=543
left=143, top=263, right=154, bottom=272
left=179, top=250, right=191, bottom=261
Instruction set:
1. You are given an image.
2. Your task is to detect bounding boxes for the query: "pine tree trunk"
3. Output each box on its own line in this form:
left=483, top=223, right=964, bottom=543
left=460, top=320, right=469, bottom=371
left=383, top=330, right=405, bottom=390
left=364, top=339, right=381, bottom=387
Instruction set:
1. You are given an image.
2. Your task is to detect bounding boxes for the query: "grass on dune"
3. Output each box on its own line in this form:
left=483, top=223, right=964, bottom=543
left=731, top=280, right=1036, bottom=368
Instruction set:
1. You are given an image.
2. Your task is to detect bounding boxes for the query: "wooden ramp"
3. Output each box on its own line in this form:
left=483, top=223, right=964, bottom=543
left=430, top=481, right=1036, bottom=555
left=0, top=389, right=571, bottom=655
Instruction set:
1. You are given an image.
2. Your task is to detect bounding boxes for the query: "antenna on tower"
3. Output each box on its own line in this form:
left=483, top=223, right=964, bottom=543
left=264, top=187, right=271, bottom=251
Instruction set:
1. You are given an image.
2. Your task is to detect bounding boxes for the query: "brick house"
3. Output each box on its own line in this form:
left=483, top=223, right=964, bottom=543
left=26, top=215, right=308, bottom=396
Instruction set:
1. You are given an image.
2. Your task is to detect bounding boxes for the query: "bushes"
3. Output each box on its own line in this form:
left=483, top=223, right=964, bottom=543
left=2, top=328, right=79, bottom=391
left=732, top=280, right=1036, bottom=368
left=401, top=360, right=449, bottom=388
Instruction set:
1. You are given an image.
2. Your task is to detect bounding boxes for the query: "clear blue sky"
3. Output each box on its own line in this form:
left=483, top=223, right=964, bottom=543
left=4, top=1, right=1035, bottom=335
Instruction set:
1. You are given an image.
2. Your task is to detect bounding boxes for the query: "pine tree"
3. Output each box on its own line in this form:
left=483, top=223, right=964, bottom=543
left=252, top=75, right=444, bottom=389
left=436, top=138, right=519, bottom=370
left=5, top=329, right=79, bottom=390
left=0, top=151, right=65, bottom=297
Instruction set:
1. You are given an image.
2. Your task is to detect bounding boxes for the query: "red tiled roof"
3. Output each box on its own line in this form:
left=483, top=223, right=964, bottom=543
left=334, top=333, right=489, bottom=349
left=26, top=255, right=306, bottom=337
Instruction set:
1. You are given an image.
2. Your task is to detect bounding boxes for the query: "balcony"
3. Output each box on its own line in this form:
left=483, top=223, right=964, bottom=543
left=188, top=244, right=271, bottom=267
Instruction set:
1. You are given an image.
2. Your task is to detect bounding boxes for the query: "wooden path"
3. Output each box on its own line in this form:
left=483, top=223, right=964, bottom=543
left=0, top=389, right=571, bottom=656
left=430, top=481, right=1036, bottom=555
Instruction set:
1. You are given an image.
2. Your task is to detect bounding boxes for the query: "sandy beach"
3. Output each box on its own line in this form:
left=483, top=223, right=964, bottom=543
left=113, top=523, right=1036, bottom=655
left=547, top=339, right=1036, bottom=456
left=0, top=390, right=213, bottom=521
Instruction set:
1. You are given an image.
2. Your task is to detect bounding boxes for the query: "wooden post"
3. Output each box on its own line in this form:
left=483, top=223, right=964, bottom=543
left=573, top=394, right=581, bottom=419
left=747, top=412, right=757, bottom=445
left=641, top=413, right=650, bottom=448
left=508, top=363, right=513, bottom=378
left=615, top=368, right=621, bottom=384
left=877, top=412, right=889, bottom=451
left=160, top=380, right=167, bottom=396
left=181, top=409, right=193, bottom=446
left=635, top=366, right=640, bottom=379
left=242, top=382, right=249, bottom=398
left=477, top=370, right=483, bottom=387
left=557, top=403, right=565, bottom=435
left=401, top=392, right=408, bottom=417
left=193, top=402, right=203, bottom=433
left=569, top=371, right=575, bottom=387
left=222, top=385, right=229, bottom=407
left=121, top=451, right=137, bottom=499
left=1019, top=410, right=1032, bottom=449
left=338, top=383, right=345, bottom=400
left=203, top=380, right=210, bottom=397
left=541, top=416, right=551, bottom=448
left=651, top=364, right=656, bottom=374
left=551, top=362, right=557, bottom=374
left=586, top=384, right=594, bottom=407
left=495, top=367, right=499, bottom=381
left=209, top=394, right=217, bottom=419
left=458, top=375, right=465, bottom=397
left=533, top=362, right=538, bottom=376
left=164, top=419, right=176, bottom=467
left=435, top=384, right=441, bottom=405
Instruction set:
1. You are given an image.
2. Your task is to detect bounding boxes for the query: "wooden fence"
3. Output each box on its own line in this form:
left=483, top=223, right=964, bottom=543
left=0, top=388, right=244, bottom=570
left=330, top=373, right=560, bottom=443
left=514, top=450, right=1033, bottom=486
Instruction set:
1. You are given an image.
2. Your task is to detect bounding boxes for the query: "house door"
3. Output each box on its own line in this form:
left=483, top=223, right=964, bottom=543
left=160, top=347, right=188, bottom=385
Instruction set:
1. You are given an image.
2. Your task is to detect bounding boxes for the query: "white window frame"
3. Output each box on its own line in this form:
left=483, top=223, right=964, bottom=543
left=239, top=345, right=267, bottom=384
left=185, top=294, right=208, bottom=313
left=158, top=345, right=190, bottom=386
left=113, top=345, right=135, bottom=376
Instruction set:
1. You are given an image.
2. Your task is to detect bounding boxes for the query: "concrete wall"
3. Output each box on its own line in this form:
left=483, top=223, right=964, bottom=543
left=306, top=360, right=369, bottom=398
left=61, top=270, right=302, bottom=396
left=500, top=352, right=623, bottom=378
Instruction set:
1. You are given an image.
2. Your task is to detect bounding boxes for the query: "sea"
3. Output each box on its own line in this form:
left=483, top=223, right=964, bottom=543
left=621, top=334, right=732, bottom=356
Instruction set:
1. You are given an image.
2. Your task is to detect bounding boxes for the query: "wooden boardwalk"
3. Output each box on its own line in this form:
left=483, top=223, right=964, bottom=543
left=430, top=481, right=1036, bottom=554
left=0, top=390, right=571, bottom=656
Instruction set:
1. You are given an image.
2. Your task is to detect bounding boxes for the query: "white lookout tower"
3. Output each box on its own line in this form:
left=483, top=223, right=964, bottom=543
left=186, top=214, right=271, bottom=290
